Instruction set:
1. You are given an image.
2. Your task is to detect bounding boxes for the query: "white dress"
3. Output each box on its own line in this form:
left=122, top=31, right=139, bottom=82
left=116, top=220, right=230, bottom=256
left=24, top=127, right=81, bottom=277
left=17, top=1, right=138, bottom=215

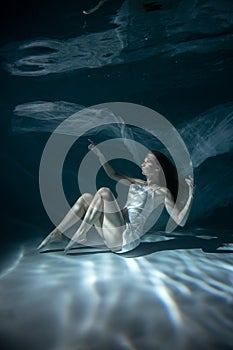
left=116, top=183, right=157, bottom=253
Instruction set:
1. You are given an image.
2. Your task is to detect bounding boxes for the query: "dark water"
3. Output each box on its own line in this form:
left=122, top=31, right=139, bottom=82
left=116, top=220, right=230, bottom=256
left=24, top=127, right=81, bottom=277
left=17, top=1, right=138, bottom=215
left=0, top=1, right=233, bottom=349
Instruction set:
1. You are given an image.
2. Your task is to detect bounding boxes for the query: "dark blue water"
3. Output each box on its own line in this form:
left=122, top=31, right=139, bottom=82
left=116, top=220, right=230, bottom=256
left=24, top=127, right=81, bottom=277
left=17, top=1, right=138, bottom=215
left=0, top=1, right=233, bottom=349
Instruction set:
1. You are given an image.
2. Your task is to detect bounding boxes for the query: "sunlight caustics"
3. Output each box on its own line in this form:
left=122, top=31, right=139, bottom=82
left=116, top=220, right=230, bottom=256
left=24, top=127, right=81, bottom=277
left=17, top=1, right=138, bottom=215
left=0, top=239, right=233, bottom=349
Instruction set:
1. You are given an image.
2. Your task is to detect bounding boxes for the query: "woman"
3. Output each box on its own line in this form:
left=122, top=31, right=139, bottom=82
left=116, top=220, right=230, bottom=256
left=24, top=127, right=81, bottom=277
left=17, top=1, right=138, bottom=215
left=38, top=141, right=194, bottom=253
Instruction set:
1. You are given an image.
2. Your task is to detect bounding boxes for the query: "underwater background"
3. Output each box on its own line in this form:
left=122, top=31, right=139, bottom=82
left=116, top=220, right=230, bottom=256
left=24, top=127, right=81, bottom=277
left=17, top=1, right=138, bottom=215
left=0, top=1, right=233, bottom=349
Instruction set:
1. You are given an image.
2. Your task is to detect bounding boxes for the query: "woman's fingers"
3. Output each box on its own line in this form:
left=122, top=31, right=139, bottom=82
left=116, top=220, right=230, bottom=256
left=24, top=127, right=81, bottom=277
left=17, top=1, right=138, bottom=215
left=185, top=177, right=195, bottom=197
left=185, top=176, right=194, bottom=187
left=88, top=138, right=95, bottom=145
left=88, top=139, right=95, bottom=151
left=87, top=139, right=102, bottom=157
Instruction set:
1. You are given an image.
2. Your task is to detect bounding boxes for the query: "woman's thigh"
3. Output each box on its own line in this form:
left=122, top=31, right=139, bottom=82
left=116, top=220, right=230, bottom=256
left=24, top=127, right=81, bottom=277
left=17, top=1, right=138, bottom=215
left=97, top=187, right=126, bottom=250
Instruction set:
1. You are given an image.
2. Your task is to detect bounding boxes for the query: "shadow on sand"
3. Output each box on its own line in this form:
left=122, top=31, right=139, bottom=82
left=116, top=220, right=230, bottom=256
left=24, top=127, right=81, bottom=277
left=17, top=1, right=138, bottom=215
left=122, top=233, right=233, bottom=258
left=40, top=232, right=233, bottom=258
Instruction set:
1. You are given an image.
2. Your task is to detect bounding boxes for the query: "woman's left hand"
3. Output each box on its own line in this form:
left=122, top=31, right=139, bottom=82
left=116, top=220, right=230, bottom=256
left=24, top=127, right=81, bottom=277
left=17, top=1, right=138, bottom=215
left=185, top=176, right=195, bottom=195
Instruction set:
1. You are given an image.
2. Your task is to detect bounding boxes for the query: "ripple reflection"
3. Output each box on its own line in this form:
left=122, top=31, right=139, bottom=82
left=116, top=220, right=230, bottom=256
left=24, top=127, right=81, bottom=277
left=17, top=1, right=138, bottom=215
left=0, top=236, right=232, bottom=350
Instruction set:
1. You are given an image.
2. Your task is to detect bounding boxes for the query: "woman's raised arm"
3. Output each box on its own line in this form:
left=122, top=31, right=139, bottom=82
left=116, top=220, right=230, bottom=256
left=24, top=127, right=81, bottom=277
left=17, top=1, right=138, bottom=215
left=163, top=176, right=195, bottom=228
left=88, top=139, right=141, bottom=185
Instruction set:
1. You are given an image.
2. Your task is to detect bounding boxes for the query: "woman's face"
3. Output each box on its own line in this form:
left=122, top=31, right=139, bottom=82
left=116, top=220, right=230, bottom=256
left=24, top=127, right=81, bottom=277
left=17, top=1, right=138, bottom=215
left=141, top=152, right=161, bottom=176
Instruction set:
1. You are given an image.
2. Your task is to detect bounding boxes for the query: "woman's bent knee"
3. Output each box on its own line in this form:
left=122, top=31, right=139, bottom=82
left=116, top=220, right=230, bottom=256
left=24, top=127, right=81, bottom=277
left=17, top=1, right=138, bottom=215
left=97, top=187, right=113, bottom=199
left=75, top=193, right=93, bottom=209
left=82, top=193, right=93, bottom=203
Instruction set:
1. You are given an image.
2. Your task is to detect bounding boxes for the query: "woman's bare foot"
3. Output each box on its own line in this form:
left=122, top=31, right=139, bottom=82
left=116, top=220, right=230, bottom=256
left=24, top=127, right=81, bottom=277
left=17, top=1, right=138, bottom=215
left=37, top=230, right=62, bottom=250
left=64, top=235, right=87, bottom=253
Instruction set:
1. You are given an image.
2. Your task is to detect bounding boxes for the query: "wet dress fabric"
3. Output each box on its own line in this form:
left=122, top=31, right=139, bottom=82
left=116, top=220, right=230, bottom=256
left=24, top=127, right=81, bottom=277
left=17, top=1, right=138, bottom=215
left=115, top=183, right=157, bottom=253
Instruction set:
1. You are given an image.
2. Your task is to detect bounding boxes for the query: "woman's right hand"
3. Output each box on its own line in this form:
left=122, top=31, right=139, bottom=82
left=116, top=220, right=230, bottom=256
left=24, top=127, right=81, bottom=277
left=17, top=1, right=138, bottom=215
left=88, top=139, right=102, bottom=157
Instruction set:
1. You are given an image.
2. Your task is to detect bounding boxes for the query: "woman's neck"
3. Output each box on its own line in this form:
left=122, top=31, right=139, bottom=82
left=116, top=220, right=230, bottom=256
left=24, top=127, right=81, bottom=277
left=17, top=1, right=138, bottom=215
left=146, top=174, right=161, bottom=187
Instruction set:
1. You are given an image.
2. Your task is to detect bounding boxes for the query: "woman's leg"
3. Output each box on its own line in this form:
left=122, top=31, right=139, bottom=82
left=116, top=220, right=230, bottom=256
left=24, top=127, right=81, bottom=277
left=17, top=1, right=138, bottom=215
left=64, top=187, right=126, bottom=252
left=37, top=193, right=95, bottom=249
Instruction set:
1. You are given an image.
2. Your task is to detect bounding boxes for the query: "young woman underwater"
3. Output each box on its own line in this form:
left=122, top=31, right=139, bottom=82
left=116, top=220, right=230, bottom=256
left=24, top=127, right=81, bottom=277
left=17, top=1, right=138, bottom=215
left=38, top=140, right=194, bottom=253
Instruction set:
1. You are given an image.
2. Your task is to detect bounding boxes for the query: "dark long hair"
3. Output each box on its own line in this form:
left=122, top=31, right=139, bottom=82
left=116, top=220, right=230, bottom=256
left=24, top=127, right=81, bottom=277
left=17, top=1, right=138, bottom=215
left=151, top=150, right=178, bottom=202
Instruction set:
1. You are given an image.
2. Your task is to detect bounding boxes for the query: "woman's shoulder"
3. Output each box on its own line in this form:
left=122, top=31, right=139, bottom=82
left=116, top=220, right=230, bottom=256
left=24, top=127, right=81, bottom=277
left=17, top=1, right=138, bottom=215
left=146, top=185, right=169, bottom=197
left=118, top=176, right=146, bottom=186
left=132, top=178, right=147, bottom=185
left=157, top=186, right=171, bottom=195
